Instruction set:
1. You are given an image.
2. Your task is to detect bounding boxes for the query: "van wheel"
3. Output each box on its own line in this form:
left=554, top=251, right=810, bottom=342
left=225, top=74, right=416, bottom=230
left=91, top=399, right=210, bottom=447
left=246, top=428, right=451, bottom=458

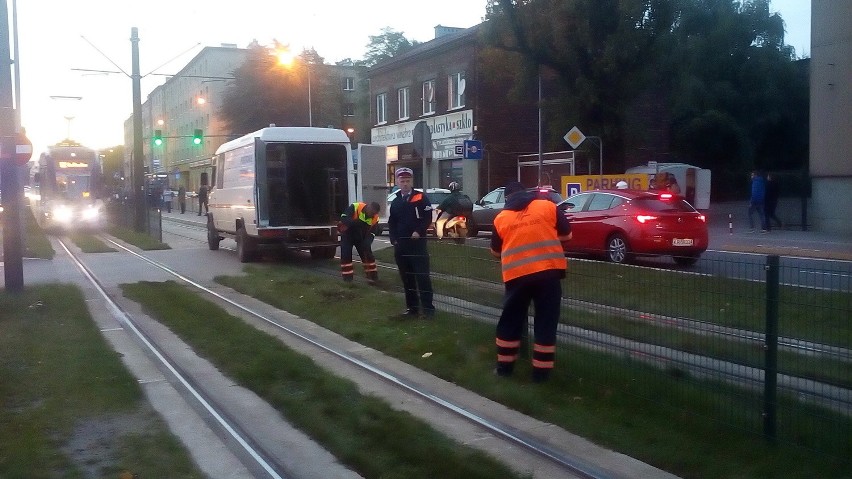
left=605, top=234, right=630, bottom=264
left=207, top=216, right=220, bottom=250
left=310, top=246, right=337, bottom=260
left=237, top=227, right=256, bottom=263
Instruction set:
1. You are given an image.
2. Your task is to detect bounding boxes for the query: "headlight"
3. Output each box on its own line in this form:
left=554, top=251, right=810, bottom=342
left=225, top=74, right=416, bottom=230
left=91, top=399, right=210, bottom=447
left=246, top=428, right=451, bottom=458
left=82, top=206, right=100, bottom=221
left=52, top=206, right=73, bottom=223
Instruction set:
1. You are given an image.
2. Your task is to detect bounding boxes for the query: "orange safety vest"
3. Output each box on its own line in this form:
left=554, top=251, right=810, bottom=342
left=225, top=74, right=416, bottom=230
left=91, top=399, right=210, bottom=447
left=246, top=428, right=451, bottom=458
left=493, top=199, right=567, bottom=282
left=352, top=202, right=379, bottom=226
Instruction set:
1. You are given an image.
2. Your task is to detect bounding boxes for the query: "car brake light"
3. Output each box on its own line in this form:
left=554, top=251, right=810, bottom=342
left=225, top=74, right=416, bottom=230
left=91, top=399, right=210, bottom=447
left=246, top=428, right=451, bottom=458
left=697, top=214, right=706, bottom=222
left=659, top=193, right=673, bottom=200
left=636, top=215, right=657, bottom=224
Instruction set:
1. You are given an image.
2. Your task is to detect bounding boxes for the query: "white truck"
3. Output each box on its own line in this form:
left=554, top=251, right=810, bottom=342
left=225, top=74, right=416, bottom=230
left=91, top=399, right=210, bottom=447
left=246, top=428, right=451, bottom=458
left=206, top=126, right=356, bottom=262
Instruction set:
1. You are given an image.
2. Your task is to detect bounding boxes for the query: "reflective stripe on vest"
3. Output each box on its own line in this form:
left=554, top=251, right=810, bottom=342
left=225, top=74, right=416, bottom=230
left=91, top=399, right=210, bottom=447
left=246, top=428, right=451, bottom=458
left=494, top=200, right=567, bottom=282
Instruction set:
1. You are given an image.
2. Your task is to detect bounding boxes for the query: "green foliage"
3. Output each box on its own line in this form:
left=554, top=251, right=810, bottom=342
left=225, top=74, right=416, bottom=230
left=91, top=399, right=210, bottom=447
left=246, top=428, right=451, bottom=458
left=363, top=27, right=420, bottom=67
left=483, top=0, right=809, bottom=200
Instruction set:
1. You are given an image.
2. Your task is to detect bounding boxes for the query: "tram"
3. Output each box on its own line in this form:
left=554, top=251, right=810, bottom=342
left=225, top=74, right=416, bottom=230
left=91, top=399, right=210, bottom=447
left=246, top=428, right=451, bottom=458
left=31, top=140, right=105, bottom=231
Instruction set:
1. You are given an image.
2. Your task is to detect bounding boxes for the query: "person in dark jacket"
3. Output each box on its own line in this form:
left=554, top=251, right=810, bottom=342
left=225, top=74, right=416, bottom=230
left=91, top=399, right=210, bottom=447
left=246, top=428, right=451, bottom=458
left=490, top=181, right=572, bottom=382
left=748, top=170, right=767, bottom=233
left=177, top=185, right=187, bottom=214
left=339, top=201, right=381, bottom=283
left=388, top=167, right=435, bottom=318
left=764, top=173, right=783, bottom=231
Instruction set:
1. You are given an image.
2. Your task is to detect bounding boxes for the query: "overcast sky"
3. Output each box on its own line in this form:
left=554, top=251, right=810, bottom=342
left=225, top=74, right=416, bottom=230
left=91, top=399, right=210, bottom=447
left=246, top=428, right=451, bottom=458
left=10, top=0, right=810, bottom=155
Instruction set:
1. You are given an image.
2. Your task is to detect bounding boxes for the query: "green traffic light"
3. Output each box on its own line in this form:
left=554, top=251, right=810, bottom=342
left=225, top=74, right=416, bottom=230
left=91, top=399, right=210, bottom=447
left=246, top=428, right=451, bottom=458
left=153, top=129, right=163, bottom=146
left=193, top=129, right=203, bottom=145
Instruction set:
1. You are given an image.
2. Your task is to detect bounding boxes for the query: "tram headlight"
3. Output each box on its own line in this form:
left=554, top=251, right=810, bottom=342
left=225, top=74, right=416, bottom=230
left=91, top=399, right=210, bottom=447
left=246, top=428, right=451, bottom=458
left=82, top=205, right=100, bottom=221
left=52, top=205, right=73, bottom=223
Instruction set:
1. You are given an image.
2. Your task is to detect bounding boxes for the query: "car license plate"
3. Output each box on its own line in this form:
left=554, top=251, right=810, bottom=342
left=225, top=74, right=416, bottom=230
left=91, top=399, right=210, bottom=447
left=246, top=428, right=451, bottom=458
left=672, top=238, right=694, bottom=246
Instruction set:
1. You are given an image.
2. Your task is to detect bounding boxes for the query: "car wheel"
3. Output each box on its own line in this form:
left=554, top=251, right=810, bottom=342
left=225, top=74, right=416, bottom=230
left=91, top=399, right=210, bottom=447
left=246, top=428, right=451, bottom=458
left=206, top=216, right=220, bottom=251
left=673, top=254, right=700, bottom=266
left=605, top=234, right=630, bottom=264
left=236, top=227, right=256, bottom=263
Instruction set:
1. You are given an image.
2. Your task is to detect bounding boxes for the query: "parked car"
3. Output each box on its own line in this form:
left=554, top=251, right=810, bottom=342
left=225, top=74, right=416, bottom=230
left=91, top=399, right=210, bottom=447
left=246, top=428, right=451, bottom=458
left=468, top=186, right=563, bottom=236
left=558, top=189, right=708, bottom=266
left=376, top=187, right=452, bottom=235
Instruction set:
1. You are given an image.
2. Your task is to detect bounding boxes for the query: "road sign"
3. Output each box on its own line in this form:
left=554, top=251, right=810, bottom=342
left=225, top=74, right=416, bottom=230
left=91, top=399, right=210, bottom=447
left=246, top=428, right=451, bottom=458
left=463, top=139, right=482, bottom=160
left=454, top=145, right=464, bottom=156
left=564, top=126, right=586, bottom=149
left=0, top=132, right=33, bottom=165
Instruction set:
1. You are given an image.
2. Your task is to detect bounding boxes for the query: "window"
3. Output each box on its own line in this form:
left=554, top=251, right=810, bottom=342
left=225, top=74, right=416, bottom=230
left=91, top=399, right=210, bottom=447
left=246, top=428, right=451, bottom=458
left=343, top=77, right=355, bottom=91
left=343, top=103, right=355, bottom=117
left=563, top=193, right=592, bottom=213
left=448, top=72, right=465, bottom=109
left=422, top=79, right=436, bottom=115
left=587, top=194, right=618, bottom=212
left=376, top=93, right=387, bottom=124
left=398, top=87, right=410, bottom=120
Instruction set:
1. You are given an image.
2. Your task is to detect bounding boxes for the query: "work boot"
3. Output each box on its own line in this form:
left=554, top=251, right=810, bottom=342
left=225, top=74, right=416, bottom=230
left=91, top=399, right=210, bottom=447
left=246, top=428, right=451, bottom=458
left=342, top=276, right=353, bottom=283
left=366, top=271, right=378, bottom=285
left=494, top=363, right=514, bottom=377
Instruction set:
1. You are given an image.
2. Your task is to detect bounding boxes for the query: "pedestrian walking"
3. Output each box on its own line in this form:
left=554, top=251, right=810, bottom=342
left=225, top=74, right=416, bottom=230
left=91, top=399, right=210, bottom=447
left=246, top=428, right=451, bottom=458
left=339, top=201, right=381, bottom=284
left=491, top=181, right=572, bottom=383
left=388, top=167, right=435, bottom=318
left=162, top=188, right=173, bottom=213
left=748, top=170, right=767, bottom=233
left=178, top=185, right=186, bottom=214
left=197, top=184, right=209, bottom=216
left=764, top=173, right=783, bottom=231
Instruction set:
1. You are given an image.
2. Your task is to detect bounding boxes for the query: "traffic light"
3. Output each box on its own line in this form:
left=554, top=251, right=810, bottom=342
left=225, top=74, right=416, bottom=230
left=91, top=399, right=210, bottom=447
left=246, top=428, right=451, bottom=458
left=193, top=129, right=203, bottom=145
left=153, top=130, right=163, bottom=146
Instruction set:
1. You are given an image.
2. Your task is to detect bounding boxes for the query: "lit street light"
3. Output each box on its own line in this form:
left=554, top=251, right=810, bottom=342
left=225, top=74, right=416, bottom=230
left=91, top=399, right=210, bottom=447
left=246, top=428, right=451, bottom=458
left=274, top=45, right=312, bottom=127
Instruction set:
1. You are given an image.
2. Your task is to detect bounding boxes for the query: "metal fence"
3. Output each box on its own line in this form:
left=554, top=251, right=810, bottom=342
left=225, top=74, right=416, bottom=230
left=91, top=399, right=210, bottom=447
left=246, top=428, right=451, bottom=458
left=407, top=241, right=851, bottom=459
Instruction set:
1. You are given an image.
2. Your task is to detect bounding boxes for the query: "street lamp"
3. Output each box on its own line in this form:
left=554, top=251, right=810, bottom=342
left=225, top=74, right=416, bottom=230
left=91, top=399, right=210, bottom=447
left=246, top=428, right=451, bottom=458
left=274, top=46, right=312, bottom=127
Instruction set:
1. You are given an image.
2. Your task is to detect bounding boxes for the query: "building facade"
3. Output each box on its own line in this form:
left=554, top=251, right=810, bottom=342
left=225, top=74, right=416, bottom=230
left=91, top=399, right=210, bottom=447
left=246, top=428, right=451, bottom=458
left=809, top=0, right=852, bottom=235
left=368, top=25, right=539, bottom=199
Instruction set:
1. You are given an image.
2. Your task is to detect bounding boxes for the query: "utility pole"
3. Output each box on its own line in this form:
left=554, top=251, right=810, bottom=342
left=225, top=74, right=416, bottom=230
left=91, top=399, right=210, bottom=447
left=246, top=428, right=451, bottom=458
left=1, top=0, right=25, bottom=292
left=131, top=28, right=145, bottom=232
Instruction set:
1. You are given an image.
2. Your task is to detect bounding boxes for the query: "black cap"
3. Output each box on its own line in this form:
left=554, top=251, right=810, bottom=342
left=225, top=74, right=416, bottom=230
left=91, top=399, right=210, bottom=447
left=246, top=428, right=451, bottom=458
left=504, top=181, right=525, bottom=197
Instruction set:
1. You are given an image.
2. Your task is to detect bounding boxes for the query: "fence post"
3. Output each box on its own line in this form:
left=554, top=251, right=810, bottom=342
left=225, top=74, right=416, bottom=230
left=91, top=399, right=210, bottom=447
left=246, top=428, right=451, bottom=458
left=763, top=254, right=780, bottom=442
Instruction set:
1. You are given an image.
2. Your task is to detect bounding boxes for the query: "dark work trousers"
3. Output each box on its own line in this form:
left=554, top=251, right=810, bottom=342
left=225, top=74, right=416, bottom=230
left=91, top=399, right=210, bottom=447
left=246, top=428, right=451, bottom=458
left=394, top=237, right=434, bottom=313
left=496, top=276, right=562, bottom=372
left=179, top=199, right=186, bottom=214
left=340, top=232, right=377, bottom=281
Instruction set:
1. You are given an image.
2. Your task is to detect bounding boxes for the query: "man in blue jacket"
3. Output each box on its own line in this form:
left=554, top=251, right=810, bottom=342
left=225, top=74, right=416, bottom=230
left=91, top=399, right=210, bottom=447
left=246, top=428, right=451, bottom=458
left=388, top=167, right=435, bottom=318
left=748, top=170, right=767, bottom=233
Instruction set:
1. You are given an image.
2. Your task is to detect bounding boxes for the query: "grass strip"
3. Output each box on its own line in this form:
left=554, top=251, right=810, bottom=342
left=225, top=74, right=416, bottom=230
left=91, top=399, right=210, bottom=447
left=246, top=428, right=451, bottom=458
left=0, top=284, right=200, bottom=477
left=214, top=263, right=851, bottom=479
left=120, top=280, right=522, bottom=479
left=23, top=206, right=54, bottom=259
left=70, top=232, right=117, bottom=253
left=106, top=224, right=171, bottom=250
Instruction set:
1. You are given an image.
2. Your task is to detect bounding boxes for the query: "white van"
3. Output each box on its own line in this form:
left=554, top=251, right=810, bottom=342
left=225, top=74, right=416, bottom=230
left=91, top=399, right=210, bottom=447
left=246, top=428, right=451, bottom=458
left=207, top=126, right=355, bottom=262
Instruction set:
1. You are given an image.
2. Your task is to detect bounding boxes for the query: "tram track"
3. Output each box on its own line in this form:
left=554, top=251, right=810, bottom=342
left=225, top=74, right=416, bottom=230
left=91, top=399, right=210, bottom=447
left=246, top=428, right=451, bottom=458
left=58, top=231, right=625, bottom=478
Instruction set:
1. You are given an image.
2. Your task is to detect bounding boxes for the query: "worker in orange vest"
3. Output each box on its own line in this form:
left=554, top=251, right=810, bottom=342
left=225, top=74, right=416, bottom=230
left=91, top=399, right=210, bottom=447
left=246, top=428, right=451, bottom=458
left=339, top=201, right=381, bottom=284
left=490, top=181, right=572, bottom=383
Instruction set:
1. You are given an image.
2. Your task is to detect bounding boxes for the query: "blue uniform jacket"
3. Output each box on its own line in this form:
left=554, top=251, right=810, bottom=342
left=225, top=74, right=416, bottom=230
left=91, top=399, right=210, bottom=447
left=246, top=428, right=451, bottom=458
left=388, top=190, right=432, bottom=244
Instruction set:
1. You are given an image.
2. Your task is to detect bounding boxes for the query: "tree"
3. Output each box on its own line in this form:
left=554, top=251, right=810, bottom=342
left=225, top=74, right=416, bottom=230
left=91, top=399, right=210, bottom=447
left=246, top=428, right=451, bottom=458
left=363, top=27, right=420, bottom=67
left=483, top=0, right=809, bottom=199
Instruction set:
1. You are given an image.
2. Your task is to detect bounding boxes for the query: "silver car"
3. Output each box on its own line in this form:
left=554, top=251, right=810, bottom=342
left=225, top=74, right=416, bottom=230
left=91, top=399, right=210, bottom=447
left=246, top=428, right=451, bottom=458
left=468, top=186, right=563, bottom=236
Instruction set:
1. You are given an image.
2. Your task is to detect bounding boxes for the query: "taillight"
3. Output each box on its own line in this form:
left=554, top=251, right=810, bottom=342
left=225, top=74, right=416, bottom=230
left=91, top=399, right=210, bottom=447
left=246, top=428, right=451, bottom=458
left=659, top=193, right=673, bottom=200
left=697, top=214, right=706, bottom=222
left=636, top=215, right=657, bottom=224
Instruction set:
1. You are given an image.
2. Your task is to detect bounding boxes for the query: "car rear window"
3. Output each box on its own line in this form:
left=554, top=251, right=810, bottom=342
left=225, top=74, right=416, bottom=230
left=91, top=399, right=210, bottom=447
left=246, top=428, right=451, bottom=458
left=632, top=196, right=697, bottom=212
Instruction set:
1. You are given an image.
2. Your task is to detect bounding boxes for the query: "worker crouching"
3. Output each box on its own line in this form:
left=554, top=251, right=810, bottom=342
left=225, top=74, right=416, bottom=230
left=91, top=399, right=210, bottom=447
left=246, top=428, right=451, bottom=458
left=339, top=201, right=381, bottom=284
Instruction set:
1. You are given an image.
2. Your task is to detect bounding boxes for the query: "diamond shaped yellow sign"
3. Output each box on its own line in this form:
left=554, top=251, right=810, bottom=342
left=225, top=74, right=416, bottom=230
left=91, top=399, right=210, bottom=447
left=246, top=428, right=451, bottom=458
left=564, top=126, right=586, bottom=149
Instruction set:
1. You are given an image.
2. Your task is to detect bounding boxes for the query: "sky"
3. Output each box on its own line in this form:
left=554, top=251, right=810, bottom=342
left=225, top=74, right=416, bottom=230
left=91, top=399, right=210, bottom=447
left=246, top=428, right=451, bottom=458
left=8, top=0, right=810, bottom=156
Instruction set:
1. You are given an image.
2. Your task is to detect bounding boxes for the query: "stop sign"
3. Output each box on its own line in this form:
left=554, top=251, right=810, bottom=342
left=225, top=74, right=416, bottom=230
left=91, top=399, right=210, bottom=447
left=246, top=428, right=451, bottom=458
left=0, top=131, right=33, bottom=165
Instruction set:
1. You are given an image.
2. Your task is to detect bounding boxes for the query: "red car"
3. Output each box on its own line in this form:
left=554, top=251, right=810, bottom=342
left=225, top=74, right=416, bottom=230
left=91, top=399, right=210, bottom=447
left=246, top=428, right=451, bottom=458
left=558, top=189, right=708, bottom=266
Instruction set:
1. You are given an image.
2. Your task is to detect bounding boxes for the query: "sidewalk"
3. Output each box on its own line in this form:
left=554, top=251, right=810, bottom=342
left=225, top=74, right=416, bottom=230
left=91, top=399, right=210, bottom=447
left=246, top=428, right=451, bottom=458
left=706, top=201, right=852, bottom=261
